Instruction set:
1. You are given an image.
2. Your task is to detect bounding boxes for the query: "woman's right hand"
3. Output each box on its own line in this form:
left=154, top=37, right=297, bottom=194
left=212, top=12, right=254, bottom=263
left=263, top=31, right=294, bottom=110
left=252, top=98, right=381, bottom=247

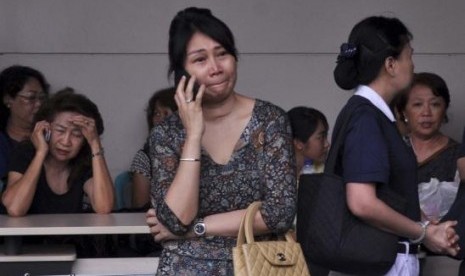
left=30, top=120, right=50, bottom=155
left=174, top=75, right=206, bottom=140
left=423, top=220, right=460, bottom=256
left=146, top=208, right=188, bottom=242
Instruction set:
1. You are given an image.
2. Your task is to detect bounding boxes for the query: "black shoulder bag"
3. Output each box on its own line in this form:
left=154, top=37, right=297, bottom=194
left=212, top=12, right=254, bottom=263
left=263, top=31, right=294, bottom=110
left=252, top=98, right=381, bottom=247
left=297, top=101, right=406, bottom=275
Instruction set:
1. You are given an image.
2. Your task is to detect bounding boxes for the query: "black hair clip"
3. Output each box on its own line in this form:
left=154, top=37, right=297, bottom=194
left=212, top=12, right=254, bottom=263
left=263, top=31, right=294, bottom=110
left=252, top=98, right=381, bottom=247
left=337, top=43, right=358, bottom=62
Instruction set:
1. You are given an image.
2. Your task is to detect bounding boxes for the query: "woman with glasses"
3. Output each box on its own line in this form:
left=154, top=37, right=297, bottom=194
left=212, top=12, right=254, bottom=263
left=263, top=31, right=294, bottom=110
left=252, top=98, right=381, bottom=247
left=0, top=65, right=49, bottom=192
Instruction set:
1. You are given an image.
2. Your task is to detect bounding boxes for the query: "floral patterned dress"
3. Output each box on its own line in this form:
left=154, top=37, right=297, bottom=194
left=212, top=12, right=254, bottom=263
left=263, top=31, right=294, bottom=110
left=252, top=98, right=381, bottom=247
left=149, top=99, right=297, bottom=275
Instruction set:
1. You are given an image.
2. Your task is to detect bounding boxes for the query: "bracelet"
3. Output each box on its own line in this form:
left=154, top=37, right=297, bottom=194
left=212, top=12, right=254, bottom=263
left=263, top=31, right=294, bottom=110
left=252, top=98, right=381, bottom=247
left=92, top=148, right=105, bottom=158
left=180, top=157, right=200, bottom=162
left=409, top=221, right=430, bottom=244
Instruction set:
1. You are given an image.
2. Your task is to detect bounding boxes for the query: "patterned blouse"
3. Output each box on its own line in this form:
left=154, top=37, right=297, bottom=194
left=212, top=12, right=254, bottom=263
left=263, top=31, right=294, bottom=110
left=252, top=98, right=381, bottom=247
left=149, top=99, right=297, bottom=275
left=129, top=142, right=151, bottom=179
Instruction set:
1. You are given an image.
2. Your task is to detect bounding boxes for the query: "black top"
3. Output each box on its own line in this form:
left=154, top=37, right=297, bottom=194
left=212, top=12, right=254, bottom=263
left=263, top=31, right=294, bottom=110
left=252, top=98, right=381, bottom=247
left=8, top=142, right=92, bottom=214
left=0, top=131, right=19, bottom=182
left=414, top=139, right=461, bottom=183
left=335, top=95, right=420, bottom=223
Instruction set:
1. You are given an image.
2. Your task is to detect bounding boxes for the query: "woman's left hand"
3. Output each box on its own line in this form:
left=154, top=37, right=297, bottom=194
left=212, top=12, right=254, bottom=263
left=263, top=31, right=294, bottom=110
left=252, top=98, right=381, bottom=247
left=146, top=208, right=183, bottom=242
left=70, top=115, right=100, bottom=147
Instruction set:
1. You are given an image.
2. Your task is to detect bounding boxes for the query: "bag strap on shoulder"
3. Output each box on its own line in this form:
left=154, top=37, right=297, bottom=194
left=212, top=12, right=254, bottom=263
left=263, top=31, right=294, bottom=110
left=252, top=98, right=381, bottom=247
left=325, top=99, right=371, bottom=174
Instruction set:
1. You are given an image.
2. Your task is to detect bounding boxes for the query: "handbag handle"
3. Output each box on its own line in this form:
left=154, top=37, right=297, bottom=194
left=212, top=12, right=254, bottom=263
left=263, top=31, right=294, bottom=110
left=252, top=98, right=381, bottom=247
left=236, top=201, right=295, bottom=247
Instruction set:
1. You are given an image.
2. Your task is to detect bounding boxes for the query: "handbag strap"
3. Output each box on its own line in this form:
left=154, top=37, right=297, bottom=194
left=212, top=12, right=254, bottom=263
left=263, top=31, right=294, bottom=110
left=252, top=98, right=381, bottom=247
left=325, top=99, right=370, bottom=174
left=236, top=201, right=262, bottom=246
left=236, top=201, right=295, bottom=247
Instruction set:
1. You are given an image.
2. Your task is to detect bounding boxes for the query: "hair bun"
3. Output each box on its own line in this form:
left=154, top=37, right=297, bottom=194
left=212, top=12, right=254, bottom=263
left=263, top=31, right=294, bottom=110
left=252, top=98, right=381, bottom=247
left=180, top=7, right=212, bottom=17
left=337, top=43, right=358, bottom=62
left=334, top=43, right=359, bottom=90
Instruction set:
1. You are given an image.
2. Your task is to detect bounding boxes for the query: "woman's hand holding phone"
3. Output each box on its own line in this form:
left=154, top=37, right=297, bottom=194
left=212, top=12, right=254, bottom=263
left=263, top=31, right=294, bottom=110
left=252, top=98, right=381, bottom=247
left=31, top=120, right=50, bottom=155
left=174, top=74, right=206, bottom=140
left=175, top=69, right=201, bottom=100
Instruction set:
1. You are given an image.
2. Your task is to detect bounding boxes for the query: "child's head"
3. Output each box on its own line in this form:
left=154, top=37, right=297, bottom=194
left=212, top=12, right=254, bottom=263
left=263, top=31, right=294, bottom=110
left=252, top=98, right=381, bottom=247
left=288, top=106, right=329, bottom=163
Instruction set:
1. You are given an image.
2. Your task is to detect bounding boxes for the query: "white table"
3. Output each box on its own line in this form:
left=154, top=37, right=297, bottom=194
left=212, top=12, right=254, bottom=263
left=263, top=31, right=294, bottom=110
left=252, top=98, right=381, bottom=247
left=0, top=213, right=157, bottom=275
left=0, top=212, right=149, bottom=255
left=0, top=212, right=150, bottom=236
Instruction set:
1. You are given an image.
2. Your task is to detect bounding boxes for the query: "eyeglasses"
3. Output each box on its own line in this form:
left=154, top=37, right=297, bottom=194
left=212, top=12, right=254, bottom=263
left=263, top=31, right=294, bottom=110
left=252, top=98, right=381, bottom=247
left=16, top=93, right=47, bottom=104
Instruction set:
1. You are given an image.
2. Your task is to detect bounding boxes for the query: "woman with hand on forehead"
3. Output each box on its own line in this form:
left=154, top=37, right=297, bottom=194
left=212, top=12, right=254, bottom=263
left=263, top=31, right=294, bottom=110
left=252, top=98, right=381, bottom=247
left=2, top=88, right=114, bottom=217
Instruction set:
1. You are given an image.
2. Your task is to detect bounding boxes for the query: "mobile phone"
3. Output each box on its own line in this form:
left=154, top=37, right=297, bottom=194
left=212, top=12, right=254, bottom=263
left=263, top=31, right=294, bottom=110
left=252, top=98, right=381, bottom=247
left=44, top=129, right=51, bottom=142
left=174, top=69, right=200, bottom=100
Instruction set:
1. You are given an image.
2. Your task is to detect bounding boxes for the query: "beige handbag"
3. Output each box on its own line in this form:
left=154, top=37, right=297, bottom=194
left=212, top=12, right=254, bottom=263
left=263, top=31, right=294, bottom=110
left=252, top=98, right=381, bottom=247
left=233, top=202, right=310, bottom=276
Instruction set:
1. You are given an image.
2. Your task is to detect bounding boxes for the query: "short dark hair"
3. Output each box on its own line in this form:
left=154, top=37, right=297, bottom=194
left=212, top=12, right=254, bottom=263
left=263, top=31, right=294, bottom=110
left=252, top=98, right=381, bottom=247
left=146, top=87, right=177, bottom=131
left=0, top=65, right=49, bottom=131
left=287, top=106, right=329, bottom=143
left=334, top=16, right=413, bottom=90
left=396, top=72, right=451, bottom=123
left=34, top=87, right=104, bottom=184
left=168, top=7, right=238, bottom=78
left=35, top=88, right=104, bottom=135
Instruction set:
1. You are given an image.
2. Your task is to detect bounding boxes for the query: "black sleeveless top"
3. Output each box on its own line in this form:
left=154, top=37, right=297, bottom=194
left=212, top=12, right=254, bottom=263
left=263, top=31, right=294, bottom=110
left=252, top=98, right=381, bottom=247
left=8, top=142, right=92, bottom=214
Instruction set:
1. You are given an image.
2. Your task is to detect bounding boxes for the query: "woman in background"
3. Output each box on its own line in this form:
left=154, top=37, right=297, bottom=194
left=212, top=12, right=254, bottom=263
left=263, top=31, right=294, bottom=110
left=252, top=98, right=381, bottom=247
left=130, top=87, right=177, bottom=209
left=396, top=72, right=463, bottom=221
left=0, top=65, right=49, bottom=184
left=397, top=72, right=465, bottom=273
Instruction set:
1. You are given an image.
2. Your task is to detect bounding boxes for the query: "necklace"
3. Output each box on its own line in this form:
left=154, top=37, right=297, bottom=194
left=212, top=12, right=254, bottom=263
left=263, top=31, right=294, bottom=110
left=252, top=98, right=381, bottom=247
left=409, top=135, right=445, bottom=162
left=408, top=136, right=418, bottom=156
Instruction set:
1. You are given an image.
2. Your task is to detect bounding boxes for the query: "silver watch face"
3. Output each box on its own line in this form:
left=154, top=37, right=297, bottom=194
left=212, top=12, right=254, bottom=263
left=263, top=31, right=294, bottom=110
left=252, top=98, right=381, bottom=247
left=194, top=223, right=205, bottom=236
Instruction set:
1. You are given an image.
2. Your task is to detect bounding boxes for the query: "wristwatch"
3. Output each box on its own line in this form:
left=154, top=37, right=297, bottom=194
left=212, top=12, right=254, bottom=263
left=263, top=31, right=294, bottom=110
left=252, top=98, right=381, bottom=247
left=193, top=218, right=206, bottom=237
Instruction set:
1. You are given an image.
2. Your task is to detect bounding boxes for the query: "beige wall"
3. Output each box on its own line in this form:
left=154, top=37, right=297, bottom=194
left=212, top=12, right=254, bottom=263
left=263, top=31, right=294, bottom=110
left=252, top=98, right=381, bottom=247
left=1, top=0, right=465, bottom=176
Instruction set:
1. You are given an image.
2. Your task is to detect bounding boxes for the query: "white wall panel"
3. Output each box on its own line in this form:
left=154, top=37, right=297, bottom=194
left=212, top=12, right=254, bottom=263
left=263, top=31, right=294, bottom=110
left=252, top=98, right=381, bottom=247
left=1, top=1, right=464, bottom=177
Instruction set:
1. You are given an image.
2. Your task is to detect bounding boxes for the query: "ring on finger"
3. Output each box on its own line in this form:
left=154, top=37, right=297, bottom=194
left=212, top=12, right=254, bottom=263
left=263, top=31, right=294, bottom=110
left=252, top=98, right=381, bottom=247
left=185, top=98, right=193, bottom=103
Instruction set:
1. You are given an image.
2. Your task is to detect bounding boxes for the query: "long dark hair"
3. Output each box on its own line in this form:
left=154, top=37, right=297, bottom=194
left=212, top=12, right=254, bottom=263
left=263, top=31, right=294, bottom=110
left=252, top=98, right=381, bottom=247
left=334, top=16, right=412, bottom=90
left=34, top=88, right=104, bottom=185
left=168, top=7, right=238, bottom=79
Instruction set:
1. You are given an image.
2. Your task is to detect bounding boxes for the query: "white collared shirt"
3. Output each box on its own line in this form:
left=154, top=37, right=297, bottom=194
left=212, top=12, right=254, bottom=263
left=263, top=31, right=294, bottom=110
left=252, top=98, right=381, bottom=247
left=354, top=85, right=396, bottom=122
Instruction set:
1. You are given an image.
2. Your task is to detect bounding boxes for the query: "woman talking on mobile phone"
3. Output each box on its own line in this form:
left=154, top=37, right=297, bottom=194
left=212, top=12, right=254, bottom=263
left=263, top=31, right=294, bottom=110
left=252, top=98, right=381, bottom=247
left=145, top=7, right=296, bottom=275
left=2, top=88, right=114, bottom=217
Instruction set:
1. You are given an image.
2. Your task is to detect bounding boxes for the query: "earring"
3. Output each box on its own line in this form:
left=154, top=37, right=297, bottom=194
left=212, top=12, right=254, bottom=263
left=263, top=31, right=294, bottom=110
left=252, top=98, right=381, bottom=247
left=403, top=114, right=408, bottom=123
